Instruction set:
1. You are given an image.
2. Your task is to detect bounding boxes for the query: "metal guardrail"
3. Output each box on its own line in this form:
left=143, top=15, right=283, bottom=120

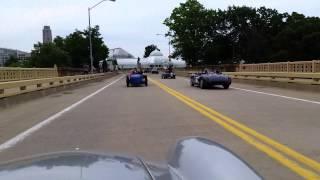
left=0, top=67, right=58, bottom=82
left=225, top=72, right=320, bottom=85
left=0, top=74, right=105, bottom=98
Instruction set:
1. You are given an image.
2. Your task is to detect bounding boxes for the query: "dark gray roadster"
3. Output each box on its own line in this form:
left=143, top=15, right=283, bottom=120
left=190, top=71, right=232, bottom=89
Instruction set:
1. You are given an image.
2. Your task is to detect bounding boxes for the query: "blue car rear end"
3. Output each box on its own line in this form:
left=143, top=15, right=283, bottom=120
left=126, top=74, right=148, bottom=87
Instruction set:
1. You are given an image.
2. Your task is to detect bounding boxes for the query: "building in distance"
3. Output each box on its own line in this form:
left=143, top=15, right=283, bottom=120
left=0, top=48, right=30, bottom=67
left=43, top=26, right=52, bottom=44
left=106, top=48, right=186, bottom=70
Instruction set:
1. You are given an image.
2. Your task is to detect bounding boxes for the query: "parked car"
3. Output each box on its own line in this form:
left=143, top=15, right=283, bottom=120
left=126, top=72, right=148, bottom=87
left=190, top=71, right=232, bottom=89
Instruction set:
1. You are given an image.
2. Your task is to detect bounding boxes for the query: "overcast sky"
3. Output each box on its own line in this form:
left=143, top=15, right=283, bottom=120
left=1, top=0, right=319, bottom=57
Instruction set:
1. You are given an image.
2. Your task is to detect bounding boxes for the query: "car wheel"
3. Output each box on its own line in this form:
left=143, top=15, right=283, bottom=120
left=200, top=79, right=206, bottom=89
left=223, top=84, right=230, bottom=89
left=126, top=77, right=130, bottom=87
left=145, top=77, right=148, bottom=86
left=190, top=80, right=194, bottom=87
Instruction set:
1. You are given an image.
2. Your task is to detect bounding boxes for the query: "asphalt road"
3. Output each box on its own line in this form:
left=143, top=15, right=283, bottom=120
left=0, top=74, right=320, bottom=179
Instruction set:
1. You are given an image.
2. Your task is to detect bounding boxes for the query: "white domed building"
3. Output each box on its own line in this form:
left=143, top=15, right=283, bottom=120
left=105, top=48, right=186, bottom=70
left=142, top=50, right=186, bottom=69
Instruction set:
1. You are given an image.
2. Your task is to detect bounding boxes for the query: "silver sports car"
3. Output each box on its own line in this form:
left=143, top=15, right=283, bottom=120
left=0, top=137, right=262, bottom=180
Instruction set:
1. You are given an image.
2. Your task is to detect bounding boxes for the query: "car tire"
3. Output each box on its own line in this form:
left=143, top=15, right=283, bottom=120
left=126, top=77, right=130, bottom=87
left=190, top=80, right=194, bottom=87
left=223, top=84, right=230, bottom=89
left=200, top=79, right=206, bottom=89
left=145, top=76, right=148, bottom=86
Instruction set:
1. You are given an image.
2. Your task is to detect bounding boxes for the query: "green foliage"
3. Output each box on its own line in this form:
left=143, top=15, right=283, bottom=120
left=4, top=56, right=20, bottom=67
left=29, top=42, right=71, bottom=68
left=84, top=26, right=109, bottom=68
left=164, top=0, right=320, bottom=65
left=164, top=0, right=209, bottom=65
left=144, top=44, right=160, bottom=58
left=28, top=25, right=108, bottom=68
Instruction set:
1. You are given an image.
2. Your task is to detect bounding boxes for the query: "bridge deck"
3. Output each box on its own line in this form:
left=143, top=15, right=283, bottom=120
left=0, top=74, right=320, bottom=179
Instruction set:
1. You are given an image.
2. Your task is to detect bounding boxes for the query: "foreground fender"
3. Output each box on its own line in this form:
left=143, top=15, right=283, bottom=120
left=167, top=137, right=263, bottom=180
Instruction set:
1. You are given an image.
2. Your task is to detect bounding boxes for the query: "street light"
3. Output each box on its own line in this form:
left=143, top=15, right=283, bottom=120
left=88, top=0, right=116, bottom=74
left=156, top=33, right=171, bottom=62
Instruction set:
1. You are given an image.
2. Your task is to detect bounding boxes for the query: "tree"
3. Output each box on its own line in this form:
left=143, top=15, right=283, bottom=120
left=63, top=30, right=89, bottom=68
left=164, top=0, right=209, bottom=65
left=29, top=42, right=71, bottom=68
left=165, top=1, right=320, bottom=64
left=84, top=26, right=109, bottom=68
left=4, top=56, right=20, bottom=67
left=53, top=25, right=109, bottom=68
left=17, top=25, right=109, bottom=68
left=144, top=44, right=159, bottom=58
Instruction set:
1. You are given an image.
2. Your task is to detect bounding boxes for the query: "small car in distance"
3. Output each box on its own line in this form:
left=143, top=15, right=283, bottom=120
left=190, top=71, right=231, bottom=89
left=161, top=71, right=176, bottom=79
left=143, top=68, right=151, bottom=73
left=126, top=72, right=148, bottom=87
left=151, top=67, right=159, bottom=74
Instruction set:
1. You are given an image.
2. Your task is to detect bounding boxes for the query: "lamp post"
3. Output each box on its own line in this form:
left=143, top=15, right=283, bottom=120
left=156, top=33, right=171, bottom=62
left=88, top=0, right=116, bottom=74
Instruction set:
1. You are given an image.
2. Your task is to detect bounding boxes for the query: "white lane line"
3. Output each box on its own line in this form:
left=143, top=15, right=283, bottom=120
left=181, top=77, right=320, bottom=105
left=0, top=75, right=124, bottom=152
left=231, top=87, right=320, bottom=105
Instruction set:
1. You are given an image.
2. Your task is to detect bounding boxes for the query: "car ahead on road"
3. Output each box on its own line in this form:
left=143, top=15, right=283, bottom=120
left=151, top=67, right=159, bottom=74
left=126, top=72, right=148, bottom=87
left=0, top=137, right=262, bottom=180
left=143, top=68, right=151, bottom=73
left=161, top=71, right=176, bottom=79
left=190, top=71, right=232, bottom=89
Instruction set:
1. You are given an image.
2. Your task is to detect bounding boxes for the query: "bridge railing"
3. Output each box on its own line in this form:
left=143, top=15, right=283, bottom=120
left=0, top=73, right=107, bottom=98
left=225, top=72, right=320, bottom=85
left=0, top=67, right=58, bottom=82
left=239, top=60, right=320, bottom=73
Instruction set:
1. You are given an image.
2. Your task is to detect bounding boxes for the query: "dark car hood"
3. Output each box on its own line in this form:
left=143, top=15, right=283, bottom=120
left=0, top=137, right=262, bottom=180
left=0, top=152, right=157, bottom=180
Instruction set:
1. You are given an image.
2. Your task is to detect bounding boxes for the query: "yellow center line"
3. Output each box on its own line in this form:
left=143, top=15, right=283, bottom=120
left=150, top=78, right=320, bottom=179
left=155, top=79, right=320, bottom=173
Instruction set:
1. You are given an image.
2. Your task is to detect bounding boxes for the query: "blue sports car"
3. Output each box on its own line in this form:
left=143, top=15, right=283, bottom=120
left=126, top=73, right=148, bottom=87
left=190, top=71, right=232, bottom=89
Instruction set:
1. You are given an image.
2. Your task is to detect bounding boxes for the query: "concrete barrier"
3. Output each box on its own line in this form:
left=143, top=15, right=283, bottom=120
left=0, top=67, right=58, bottom=82
left=239, top=60, right=320, bottom=73
left=0, top=74, right=105, bottom=98
left=225, top=72, right=320, bottom=85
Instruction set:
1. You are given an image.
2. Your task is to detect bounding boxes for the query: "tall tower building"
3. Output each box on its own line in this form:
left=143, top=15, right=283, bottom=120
left=42, top=26, right=52, bottom=43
